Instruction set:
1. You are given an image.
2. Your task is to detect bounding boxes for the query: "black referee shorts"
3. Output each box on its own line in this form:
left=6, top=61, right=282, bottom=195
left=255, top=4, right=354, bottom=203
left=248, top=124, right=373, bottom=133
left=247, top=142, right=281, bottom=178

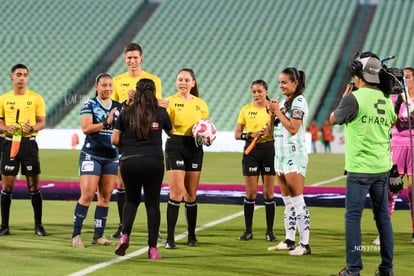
left=165, top=135, right=203, bottom=171
left=242, top=141, right=275, bottom=176
left=1, top=137, right=41, bottom=176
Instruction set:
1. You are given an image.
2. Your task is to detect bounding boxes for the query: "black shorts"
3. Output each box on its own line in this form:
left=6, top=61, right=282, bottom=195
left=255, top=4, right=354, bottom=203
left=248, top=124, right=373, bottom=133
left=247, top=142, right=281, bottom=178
left=165, top=135, right=203, bottom=171
left=242, top=141, right=275, bottom=176
left=1, top=137, right=41, bottom=176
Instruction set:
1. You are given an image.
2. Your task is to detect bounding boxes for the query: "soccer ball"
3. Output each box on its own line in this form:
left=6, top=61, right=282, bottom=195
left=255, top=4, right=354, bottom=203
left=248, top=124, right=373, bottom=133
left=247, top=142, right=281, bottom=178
left=192, top=119, right=216, bottom=146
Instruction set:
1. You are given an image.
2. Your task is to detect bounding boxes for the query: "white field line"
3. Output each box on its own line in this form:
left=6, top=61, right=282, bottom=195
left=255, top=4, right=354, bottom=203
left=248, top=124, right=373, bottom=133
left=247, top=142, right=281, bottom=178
left=309, top=175, right=346, bottom=187
left=68, top=206, right=263, bottom=276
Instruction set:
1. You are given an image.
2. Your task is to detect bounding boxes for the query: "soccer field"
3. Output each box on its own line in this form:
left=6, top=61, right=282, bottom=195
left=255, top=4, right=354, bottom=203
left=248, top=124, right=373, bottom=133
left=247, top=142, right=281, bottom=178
left=1, top=150, right=413, bottom=275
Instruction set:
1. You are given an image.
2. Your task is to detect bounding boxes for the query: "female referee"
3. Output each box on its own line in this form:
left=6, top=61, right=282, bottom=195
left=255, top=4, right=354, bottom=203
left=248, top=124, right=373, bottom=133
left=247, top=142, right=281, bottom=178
left=71, top=73, right=122, bottom=248
left=267, top=67, right=311, bottom=256
left=235, top=80, right=276, bottom=242
left=164, top=68, right=209, bottom=249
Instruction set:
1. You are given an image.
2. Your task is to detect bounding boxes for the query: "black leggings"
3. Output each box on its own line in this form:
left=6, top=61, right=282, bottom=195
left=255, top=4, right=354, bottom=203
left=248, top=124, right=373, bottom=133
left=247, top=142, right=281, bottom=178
left=120, top=155, right=164, bottom=247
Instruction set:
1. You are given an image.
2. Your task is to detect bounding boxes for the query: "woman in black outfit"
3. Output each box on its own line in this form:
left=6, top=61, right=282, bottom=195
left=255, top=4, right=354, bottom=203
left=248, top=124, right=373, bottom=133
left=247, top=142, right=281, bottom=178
left=112, top=78, right=173, bottom=259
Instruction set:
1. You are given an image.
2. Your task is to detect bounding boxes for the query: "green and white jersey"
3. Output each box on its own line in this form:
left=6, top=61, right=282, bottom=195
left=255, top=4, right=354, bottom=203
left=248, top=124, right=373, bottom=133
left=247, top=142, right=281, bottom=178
left=273, top=95, right=308, bottom=157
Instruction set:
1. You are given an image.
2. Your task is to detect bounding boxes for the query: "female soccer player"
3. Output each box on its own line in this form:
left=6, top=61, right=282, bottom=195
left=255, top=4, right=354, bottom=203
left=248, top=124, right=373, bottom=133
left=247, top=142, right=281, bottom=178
left=267, top=67, right=311, bottom=256
left=234, top=79, right=276, bottom=242
left=164, top=68, right=209, bottom=249
left=112, top=78, right=172, bottom=259
left=71, top=73, right=122, bottom=248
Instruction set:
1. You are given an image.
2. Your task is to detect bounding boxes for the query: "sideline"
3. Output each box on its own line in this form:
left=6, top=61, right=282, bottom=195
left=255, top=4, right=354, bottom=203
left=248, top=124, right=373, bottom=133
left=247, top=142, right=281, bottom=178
left=68, top=206, right=264, bottom=276
left=310, top=175, right=346, bottom=187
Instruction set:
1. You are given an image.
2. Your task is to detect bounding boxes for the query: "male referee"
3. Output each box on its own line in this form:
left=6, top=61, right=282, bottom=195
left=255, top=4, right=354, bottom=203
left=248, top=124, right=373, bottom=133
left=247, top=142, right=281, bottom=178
left=0, top=64, right=47, bottom=236
left=110, top=42, right=164, bottom=238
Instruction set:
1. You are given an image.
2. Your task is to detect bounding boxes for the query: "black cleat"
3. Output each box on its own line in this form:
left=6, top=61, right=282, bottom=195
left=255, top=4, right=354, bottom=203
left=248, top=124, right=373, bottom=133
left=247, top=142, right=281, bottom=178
left=165, top=240, right=176, bottom=249
left=265, top=231, right=277, bottom=242
left=111, top=224, right=122, bottom=239
left=35, top=224, right=48, bottom=236
left=238, top=231, right=253, bottom=241
left=188, top=236, right=198, bottom=246
left=0, top=225, right=10, bottom=236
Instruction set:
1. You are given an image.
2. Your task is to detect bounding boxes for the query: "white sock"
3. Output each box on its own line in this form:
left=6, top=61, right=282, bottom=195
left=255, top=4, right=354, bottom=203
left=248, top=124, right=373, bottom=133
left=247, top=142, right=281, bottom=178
left=282, top=196, right=296, bottom=242
left=291, top=194, right=310, bottom=245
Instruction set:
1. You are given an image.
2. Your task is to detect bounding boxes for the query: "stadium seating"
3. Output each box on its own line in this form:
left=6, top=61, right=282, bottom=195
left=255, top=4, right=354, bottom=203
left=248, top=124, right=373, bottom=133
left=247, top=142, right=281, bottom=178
left=58, top=0, right=357, bottom=130
left=0, top=0, right=144, bottom=125
left=6, top=0, right=414, bottom=131
left=363, top=0, right=414, bottom=68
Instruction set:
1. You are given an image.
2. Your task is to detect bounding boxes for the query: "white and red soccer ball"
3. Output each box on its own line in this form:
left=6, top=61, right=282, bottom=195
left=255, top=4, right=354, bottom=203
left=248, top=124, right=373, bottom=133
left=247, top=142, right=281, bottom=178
left=192, top=119, right=216, bottom=146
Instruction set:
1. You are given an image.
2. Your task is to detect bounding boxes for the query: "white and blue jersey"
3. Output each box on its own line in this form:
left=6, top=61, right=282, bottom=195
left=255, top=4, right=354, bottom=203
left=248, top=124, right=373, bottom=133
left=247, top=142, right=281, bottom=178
left=80, top=97, right=122, bottom=159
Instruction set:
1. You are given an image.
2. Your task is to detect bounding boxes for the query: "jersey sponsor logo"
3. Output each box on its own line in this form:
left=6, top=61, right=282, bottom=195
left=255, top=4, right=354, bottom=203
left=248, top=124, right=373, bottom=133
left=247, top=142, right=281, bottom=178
left=248, top=167, right=258, bottom=173
left=192, top=163, right=199, bottom=169
left=7, top=101, right=15, bottom=105
left=4, top=165, right=15, bottom=171
left=120, top=83, right=129, bottom=87
left=27, top=101, right=33, bottom=106
left=248, top=111, right=257, bottom=119
left=176, top=160, right=184, bottom=167
left=174, top=103, right=184, bottom=108
left=81, top=161, right=94, bottom=172
left=360, top=115, right=391, bottom=126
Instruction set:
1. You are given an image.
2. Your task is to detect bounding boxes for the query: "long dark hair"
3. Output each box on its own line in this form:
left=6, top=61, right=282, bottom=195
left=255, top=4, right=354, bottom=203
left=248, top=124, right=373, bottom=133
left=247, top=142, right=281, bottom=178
left=282, top=67, right=306, bottom=112
left=126, top=78, right=158, bottom=139
left=180, top=68, right=199, bottom=97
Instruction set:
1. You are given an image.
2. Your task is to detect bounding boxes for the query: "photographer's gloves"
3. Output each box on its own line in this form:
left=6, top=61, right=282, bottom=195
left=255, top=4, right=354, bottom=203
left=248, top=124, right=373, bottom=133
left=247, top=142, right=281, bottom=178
left=389, top=164, right=403, bottom=195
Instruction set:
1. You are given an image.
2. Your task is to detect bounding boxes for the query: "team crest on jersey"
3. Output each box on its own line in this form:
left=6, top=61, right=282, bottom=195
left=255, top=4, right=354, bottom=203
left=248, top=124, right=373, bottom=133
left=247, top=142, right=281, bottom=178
left=27, top=101, right=33, bottom=105
left=151, top=122, right=159, bottom=130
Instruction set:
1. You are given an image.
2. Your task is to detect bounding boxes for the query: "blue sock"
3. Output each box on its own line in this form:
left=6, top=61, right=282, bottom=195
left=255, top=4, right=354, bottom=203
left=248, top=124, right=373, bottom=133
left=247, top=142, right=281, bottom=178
left=72, top=203, right=88, bottom=237
left=94, top=206, right=108, bottom=239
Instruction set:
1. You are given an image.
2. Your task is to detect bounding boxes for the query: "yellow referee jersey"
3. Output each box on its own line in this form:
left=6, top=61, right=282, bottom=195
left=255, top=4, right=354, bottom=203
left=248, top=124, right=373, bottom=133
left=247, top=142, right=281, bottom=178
left=0, top=89, right=46, bottom=137
left=111, top=71, right=162, bottom=102
left=237, top=103, right=272, bottom=143
left=166, top=93, right=209, bottom=136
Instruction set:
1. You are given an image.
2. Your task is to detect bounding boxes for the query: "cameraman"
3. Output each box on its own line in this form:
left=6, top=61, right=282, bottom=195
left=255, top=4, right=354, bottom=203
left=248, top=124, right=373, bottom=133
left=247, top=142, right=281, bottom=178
left=330, top=52, right=396, bottom=276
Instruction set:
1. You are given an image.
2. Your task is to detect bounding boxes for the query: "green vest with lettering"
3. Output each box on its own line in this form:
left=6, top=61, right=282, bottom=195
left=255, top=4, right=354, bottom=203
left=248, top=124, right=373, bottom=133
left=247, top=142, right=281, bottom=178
left=345, top=87, right=396, bottom=173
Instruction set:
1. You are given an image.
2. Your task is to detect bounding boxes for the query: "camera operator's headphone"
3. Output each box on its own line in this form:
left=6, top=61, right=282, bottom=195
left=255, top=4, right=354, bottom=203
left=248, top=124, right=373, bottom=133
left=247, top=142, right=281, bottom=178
left=348, top=51, right=381, bottom=80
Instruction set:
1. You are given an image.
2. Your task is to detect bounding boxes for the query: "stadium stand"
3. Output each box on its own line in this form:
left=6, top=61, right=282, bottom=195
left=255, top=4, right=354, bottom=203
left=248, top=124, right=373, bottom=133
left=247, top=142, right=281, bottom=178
left=0, top=0, right=144, bottom=126
left=4, top=0, right=413, bottom=131
left=58, top=0, right=357, bottom=130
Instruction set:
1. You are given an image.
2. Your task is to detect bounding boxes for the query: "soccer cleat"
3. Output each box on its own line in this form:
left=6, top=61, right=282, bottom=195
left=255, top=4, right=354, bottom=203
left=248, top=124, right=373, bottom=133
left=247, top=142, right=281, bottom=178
left=92, top=236, right=114, bottom=246
left=372, top=235, right=380, bottom=246
left=188, top=236, right=198, bottom=246
left=111, top=224, right=122, bottom=239
left=265, top=231, right=277, bottom=242
left=374, top=270, right=394, bottom=276
left=114, top=234, right=129, bottom=256
left=72, top=235, right=85, bottom=248
left=35, top=224, right=48, bottom=236
left=267, top=239, right=295, bottom=251
left=330, top=267, right=360, bottom=276
left=0, top=225, right=10, bottom=236
left=165, top=240, right=176, bottom=249
left=288, top=243, right=311, bottom=256
left=238, top=232, right=253, bottom=241
left=148, top=247, right=162, bottom=259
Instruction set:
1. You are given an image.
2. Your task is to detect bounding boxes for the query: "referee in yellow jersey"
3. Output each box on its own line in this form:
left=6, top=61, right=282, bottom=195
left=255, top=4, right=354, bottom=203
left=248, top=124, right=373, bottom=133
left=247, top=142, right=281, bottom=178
left=164, top=68, right=209, bottom=249
left=0, top=64, right=47, bottom=236
left=110, top=42, right=165, bottom=238
left=235, top=80, right=276, bottom=242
